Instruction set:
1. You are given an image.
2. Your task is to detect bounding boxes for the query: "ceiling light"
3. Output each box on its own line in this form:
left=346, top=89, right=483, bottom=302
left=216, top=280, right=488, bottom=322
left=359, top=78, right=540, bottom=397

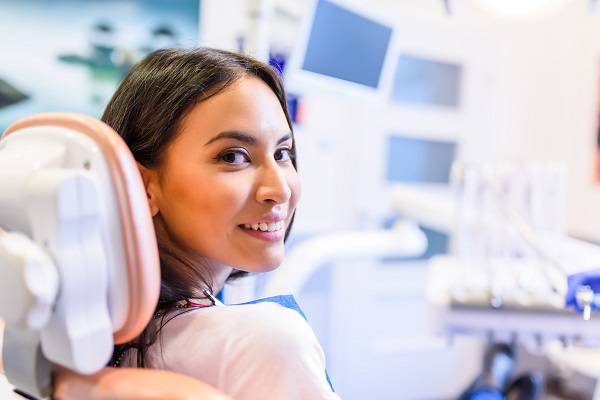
left=471, top=0, right=571, bottom=19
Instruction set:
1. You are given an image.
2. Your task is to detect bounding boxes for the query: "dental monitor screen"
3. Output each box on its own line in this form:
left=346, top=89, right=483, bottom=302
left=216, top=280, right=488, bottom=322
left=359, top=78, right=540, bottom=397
left=386, top=135, right=456, bottom=183
left=286, top=0, right=394, bottom=96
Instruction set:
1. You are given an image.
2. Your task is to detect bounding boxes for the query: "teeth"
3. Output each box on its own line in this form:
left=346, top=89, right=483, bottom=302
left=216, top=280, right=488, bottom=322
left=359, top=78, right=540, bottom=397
left=243, top=221, right=284, bottom=232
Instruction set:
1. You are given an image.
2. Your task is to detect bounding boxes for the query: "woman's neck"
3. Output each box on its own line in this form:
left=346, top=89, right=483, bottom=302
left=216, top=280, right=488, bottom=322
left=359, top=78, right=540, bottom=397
left=210, top=263, right=234, bottom=296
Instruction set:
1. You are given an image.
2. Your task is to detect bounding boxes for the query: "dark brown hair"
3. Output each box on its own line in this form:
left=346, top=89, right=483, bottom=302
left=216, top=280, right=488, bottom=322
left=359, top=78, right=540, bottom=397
left=102, top=47, right=296, bottom=367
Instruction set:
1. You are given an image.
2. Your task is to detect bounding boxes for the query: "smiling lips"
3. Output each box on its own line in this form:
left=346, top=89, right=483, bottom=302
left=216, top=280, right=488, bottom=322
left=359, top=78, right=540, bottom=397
left=241, top=221, right=284, bottom=232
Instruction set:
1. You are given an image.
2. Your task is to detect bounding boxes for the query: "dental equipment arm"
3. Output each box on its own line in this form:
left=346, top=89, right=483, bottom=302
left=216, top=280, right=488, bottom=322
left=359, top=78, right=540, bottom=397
left=262, top=220, right=427, bottom=297
left=389, top=183, right=569, bottom=296
left=389, top=180, right=600, bottom=346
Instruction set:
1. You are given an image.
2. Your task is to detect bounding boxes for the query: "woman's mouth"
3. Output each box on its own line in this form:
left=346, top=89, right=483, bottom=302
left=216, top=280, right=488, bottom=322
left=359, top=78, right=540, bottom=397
left=240, top=221, right=284, bottom=232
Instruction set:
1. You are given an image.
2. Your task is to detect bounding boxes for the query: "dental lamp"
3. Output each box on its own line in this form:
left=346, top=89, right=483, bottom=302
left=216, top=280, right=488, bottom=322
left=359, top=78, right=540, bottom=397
left=470, top=0, right=571, bottom=19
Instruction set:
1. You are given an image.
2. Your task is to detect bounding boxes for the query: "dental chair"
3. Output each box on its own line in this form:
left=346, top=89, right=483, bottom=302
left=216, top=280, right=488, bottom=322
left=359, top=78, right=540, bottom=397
left=0, top=113, right=231, bottom=399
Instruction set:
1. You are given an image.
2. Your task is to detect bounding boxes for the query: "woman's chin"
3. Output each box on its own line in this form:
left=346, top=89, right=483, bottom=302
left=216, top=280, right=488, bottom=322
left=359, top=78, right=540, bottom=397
left=238, top=257, right=283, bottom=273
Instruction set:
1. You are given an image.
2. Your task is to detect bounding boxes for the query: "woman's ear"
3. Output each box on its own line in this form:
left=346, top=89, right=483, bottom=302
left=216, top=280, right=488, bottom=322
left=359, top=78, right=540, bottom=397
left=137, top=162, right=160, bottom=217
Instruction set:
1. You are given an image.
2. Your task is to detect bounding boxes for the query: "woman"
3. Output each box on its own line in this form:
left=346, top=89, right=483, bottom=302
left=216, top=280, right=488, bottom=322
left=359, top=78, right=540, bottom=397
left=102, top=47, right=338, bottom=400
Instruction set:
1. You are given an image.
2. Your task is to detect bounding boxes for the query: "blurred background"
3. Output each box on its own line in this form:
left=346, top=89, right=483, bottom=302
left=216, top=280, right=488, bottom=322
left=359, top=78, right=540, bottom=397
left=0, top=0, right=199, bottom=127
left=3, top=0, right=600, bottom=398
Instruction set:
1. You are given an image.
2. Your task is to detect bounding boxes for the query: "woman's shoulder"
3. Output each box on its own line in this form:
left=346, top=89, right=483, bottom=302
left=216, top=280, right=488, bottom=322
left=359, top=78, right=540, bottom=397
left=153, top=301, right=324, bottom=369
left=150, top=302, right=337, bottom=400
left=170, top=301, right=318, bottom=348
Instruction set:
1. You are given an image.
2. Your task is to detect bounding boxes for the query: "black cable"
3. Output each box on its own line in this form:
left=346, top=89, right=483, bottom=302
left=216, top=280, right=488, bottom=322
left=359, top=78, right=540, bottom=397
left=13, top=388, right=41, bottom=400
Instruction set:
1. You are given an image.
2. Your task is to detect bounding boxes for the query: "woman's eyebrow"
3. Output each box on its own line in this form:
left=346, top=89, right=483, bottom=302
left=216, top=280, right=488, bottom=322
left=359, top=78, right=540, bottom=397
left=204, top=131, right=294, bottom=146
left=204, top=131, right=257, bottom=146
left=277, top=132, right=293, bottom=145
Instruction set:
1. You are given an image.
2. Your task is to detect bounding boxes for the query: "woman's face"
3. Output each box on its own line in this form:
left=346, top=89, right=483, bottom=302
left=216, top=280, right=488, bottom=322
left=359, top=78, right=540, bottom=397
left=144, top=76, right=301, bottom=277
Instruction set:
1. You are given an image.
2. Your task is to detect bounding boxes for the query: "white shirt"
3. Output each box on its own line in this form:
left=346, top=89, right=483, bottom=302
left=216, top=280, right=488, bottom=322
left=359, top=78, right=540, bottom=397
left=125, top=301, right=340, bottom=400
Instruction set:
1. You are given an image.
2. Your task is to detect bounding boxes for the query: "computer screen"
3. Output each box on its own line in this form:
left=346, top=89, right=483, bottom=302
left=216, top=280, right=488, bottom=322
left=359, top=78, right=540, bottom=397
left=386, top=134, right=457, bottom=183
left=390, top=54, right=463, bottom=107
left=285, top=0, right=395, bottom=97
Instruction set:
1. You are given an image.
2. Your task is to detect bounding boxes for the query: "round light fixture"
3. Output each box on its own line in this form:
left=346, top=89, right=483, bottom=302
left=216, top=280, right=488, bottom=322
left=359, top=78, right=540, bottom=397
left=471, top=0, right=571, bottom=19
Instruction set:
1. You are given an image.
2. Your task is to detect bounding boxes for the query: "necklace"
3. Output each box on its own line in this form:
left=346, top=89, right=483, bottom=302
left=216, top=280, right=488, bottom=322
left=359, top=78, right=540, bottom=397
left=113, top=291, right=221, bottom=367
left=153, top=289, right=221, bottom=319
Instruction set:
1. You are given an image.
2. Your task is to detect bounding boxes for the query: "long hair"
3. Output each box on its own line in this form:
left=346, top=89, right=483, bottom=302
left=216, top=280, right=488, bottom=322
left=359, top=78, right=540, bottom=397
left=102, top=47, right=297, bottom=367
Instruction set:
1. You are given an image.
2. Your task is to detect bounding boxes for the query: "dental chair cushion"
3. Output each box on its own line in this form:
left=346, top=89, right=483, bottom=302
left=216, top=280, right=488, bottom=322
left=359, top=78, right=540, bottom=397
left=1, top=113, right=228, bottom=399
left=3, top=112, right=160, bottom=344
left=121, top=302, right=340, bottom=400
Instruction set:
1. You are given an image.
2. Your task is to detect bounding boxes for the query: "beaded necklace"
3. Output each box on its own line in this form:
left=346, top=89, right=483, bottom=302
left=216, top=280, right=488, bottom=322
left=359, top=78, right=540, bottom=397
left=113, top=290, right=221, bottom=367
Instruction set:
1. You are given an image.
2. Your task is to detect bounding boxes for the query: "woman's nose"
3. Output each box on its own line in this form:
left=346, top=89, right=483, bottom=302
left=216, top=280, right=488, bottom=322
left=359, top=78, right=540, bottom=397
left=255, top=161, right=292, bottom=204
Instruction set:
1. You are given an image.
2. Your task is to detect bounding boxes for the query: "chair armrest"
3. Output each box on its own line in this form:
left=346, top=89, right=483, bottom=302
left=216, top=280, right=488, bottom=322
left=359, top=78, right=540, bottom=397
left=53, top=366, right=233, bottom=400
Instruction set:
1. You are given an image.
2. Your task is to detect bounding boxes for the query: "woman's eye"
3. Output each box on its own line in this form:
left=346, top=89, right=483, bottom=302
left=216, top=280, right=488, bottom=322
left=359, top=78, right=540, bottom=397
left=220, top=150, right=250, bottom=165
left=275, top=148, right=292, bottom=162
